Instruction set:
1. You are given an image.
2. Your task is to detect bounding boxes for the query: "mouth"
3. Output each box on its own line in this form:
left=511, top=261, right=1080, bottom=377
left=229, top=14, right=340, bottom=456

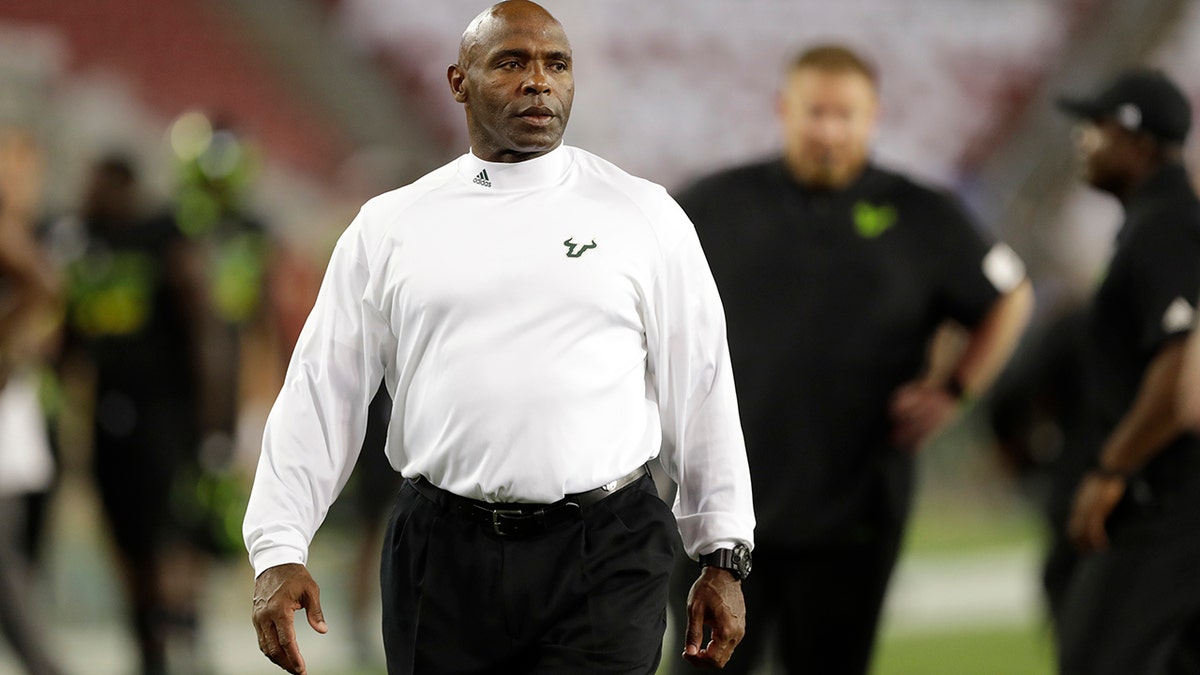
left=517, top=106, right=556, bottom=127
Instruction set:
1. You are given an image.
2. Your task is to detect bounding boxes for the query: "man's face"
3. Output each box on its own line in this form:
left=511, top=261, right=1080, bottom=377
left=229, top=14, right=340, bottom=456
left=1073, top=119, right=1139, bottom=195
left=84, top=167, right=135, bottom=225
left=778, top=68, right=878, bottom=189
left=449, top=6, right=574, bottom=163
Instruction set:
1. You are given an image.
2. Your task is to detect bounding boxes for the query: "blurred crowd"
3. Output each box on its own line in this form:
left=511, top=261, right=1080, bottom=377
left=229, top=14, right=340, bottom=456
left=0, top=114, right=400, bottom=675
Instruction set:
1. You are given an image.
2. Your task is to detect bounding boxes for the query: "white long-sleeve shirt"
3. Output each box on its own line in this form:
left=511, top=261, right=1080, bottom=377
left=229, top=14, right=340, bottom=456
left=243, top=144, right=754, bottom=576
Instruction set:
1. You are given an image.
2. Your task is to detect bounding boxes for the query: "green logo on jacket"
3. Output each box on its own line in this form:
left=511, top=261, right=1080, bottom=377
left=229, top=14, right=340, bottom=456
left=853, top=201, right=897, bottom=238
left=67, top=251, right=156, bottom=337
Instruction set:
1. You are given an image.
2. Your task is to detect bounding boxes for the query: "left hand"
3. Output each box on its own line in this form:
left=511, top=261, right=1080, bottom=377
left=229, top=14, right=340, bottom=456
left=1068, top=471, right=1126, bottom=552
left=252, top=563, right=328, bottom=674
left=888, top=381, right=960, bottom=453
left=682, top=566, right=745, bottom=669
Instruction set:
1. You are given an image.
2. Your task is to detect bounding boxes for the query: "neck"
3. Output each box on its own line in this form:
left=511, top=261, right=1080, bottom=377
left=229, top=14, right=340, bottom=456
left=471, top=140, right=563, bottom=164
left=784, top=159, right=866, bottom=192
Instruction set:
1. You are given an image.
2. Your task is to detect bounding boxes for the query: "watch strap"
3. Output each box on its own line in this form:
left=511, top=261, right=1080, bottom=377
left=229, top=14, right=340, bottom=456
left=699, top=547, right=746, bottom=580
left=699, top=548, right=734, bottom=570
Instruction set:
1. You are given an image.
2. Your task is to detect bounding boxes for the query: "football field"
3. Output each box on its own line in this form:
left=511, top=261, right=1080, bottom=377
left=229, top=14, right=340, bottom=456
left=1, top=475, right=1053, bottom=674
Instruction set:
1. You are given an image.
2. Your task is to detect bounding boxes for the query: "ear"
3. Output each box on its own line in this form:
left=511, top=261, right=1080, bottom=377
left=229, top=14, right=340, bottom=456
left=867, top=89, right=882, bottom=125
left=448, top=64, right=468, bottom=103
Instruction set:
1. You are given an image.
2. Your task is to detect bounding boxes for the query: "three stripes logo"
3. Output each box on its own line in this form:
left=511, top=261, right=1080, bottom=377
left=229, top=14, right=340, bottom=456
left=473, top=169, right=491, bottom=187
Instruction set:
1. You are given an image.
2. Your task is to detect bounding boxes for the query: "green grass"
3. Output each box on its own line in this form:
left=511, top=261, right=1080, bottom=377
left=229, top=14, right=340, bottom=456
left=870, top=482, right=1056, bottom=674
left=901, top=495, right=1047, bottom=557
left=873, top=623, right=1055, bottom=675
left=902, top=499, right=1046, bottom=552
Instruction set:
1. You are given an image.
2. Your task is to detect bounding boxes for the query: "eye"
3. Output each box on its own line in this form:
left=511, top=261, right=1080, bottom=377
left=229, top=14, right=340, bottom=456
left=498, top=60, right=521, bottom=70
left=549, top=62, right=568, bottom=72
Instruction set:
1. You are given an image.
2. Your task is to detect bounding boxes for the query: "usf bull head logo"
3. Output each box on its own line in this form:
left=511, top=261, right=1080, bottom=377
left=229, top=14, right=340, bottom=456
left=563, top=237, right=597, bottom=258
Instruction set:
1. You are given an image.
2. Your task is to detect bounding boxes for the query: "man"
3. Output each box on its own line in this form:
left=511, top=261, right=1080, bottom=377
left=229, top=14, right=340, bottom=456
left=1054, top=69, right=1200, bottom=674
left=244, top=2, right=755, bottom=674
left=0, top=129, right=57, bottom=392
left=1184, top=315, right=1200, bottom=431
left=53, top=155, right=208, bottom=675
left=668, top=45, right=1033, bottom=674
left=0, top=126, right=63, bottom=675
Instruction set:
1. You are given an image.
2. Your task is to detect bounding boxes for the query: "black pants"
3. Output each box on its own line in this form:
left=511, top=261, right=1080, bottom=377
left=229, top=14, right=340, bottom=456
left=668, top=526, right=903, bottom=675
left=381, top=473, right=675, bottom=674
left=1057, top=520, right=1200, bottom=674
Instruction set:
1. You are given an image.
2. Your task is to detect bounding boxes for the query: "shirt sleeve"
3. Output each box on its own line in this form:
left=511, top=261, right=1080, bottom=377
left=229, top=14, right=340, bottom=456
left=1130, top=217, right=1200, bottom=357
left=924, top=192, right=1024, bottom=327
left=242, top=209, right=391, bottom=576
left=644, top=196, right=755, bottom=559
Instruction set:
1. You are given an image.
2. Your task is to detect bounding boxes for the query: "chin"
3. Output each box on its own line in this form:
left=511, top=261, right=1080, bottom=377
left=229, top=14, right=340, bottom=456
left=801, top=169, right=846, bottom=190
left=513, top=127, right=564, bottom=146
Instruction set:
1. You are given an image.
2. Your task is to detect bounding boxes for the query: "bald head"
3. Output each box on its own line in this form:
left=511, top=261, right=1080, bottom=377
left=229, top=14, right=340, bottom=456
left=459, top=1, right=566, bottom=68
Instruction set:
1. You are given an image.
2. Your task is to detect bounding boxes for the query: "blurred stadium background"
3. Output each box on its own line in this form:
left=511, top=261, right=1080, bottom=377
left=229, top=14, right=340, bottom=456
left=1, top=0, right=1199, bottom=673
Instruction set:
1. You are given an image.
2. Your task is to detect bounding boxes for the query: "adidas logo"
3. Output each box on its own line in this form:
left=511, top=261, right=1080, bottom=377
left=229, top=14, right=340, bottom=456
left=473, top=169, right=491, bottom=188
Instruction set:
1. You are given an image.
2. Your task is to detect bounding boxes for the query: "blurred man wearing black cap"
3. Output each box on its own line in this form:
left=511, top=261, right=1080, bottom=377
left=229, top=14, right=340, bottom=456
left=1055, top=68, right=1200, bottom=674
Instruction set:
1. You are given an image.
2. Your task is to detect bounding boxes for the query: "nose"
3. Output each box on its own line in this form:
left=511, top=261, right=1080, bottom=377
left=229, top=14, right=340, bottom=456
left=522, top=63, right=551, bottom=96
left=810, top=113, right=847, bottom=145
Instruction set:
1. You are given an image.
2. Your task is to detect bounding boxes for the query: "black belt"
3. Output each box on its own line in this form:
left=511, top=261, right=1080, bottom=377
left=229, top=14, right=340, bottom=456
left=407, top=464, right=650, bottom=537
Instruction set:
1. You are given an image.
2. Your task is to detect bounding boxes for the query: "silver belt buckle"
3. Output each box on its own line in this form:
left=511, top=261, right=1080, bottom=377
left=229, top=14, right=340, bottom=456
left=601, top=480, right=619, bottom=492
left=492, top=509, right=525, bottom=536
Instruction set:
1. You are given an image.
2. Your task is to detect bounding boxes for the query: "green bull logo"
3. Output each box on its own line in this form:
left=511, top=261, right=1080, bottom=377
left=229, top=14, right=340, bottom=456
left=563, top=237, right=597, bottom=258
left=853, top=201, right=897, bottom=239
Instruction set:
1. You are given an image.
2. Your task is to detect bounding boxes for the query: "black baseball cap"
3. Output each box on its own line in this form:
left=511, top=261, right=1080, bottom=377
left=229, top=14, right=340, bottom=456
left=1056, top=69, right=1192, bottom=144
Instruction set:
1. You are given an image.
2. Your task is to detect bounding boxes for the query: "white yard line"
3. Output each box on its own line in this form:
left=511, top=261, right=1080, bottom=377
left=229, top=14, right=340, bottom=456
left=880, top=544, right=1046, bottom=638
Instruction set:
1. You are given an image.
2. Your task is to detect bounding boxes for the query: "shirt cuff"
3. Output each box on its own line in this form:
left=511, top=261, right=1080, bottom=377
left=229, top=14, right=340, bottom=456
left=674, top=511, right=755, bottom=560
left=250, top=545, right=308, bottom=578
left=696, top=539, right=749, bottom=557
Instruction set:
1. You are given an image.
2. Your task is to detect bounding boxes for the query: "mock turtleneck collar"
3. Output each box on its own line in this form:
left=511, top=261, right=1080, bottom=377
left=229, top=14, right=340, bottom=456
left=457, top=144, right=573, bottom=192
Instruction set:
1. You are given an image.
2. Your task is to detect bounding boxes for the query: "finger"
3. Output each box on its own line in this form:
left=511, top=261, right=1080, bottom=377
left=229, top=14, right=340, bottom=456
left=685, top=644, right=728, bottom=669
left=1068, top=499, right=1092, bottom=550
left=1087, top=511, right=1108, bottom=551
left=682, top=648, right=718, bottom=668
left=911, top=396, right=951, bottom=431
left=889, top=392, right=917, bottom=417
left=1067, top=512, right=1085, bottom=550
left=303, top=586, right=329, bottom=634
left=275, top=617, right=307, bottom=674
left=260, top=620, right=289, bottom=669
left=255, top=620, right=273, bottom=659
left=700, top=637, right=733, bottom=668
left=682, top=600, right=705, bottom=657
left=705, top=618, right=742, bottom=668
left=891, top=421, right=921, bottom=452
left=1078, top=515, right=1098, bottom=552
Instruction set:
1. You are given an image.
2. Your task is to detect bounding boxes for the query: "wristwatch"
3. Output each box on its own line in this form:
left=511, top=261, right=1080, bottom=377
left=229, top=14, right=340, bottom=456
left=699, top=543, right=752, bottom=581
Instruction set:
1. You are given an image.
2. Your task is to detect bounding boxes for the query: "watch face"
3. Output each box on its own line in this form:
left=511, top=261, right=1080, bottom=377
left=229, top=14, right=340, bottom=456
left=734, top=544, right=752, bottom=579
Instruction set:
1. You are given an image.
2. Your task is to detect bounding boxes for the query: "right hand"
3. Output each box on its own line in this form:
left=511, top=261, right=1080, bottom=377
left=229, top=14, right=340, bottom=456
left=1068, top=471, right=1127, bottom=553
left=682, top=566, right=746, bottom=669
left=252, top=563, right=328, bottom=674
left=888, top=380, right=959, bottom=453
